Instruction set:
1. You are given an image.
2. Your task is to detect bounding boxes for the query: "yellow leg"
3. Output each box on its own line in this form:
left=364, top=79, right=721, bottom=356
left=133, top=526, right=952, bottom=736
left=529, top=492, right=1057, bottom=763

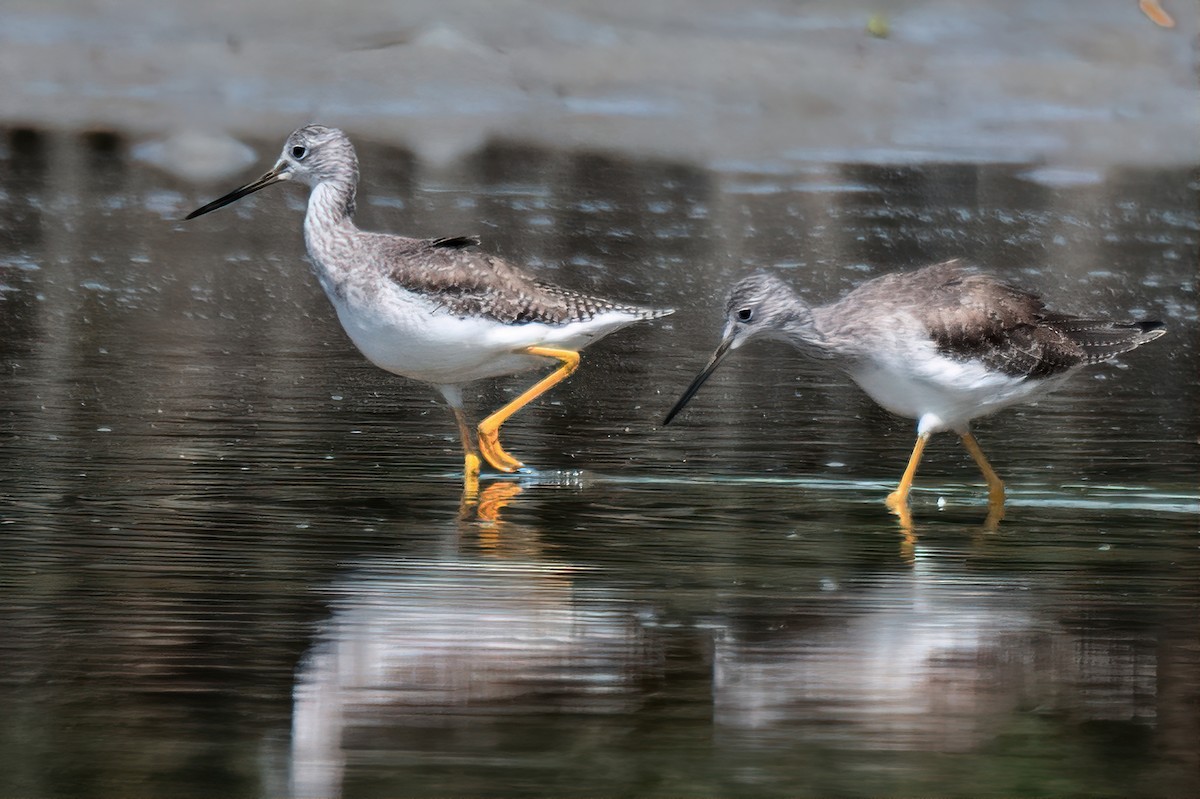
left=959, top=431, right=1006, bottom=521
left=886, top=433, right=930, bottom=515
left=451, top=406, right=482, bottom=475
left=450, top=405, right=483, bottom=496
left=477, top=346, right=581, bottom=473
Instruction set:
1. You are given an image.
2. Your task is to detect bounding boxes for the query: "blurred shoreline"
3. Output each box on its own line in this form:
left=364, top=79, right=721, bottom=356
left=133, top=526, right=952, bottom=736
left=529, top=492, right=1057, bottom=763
left=1, top=0, right=1197, bottom=173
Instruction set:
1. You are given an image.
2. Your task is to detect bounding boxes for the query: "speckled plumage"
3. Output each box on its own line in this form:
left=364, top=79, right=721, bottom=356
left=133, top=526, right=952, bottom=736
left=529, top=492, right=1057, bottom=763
left=187, top=124, right=671, bottom=476
left=813, top=260, right=1164, bottom=381
left=378, top=234, right=669, bottom=325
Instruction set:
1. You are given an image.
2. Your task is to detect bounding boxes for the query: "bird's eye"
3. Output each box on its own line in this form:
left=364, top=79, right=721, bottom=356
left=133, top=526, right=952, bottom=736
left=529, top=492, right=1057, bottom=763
left=737, top=307, right=754, bottom=322
left=291, top=145, right=307, bottom=159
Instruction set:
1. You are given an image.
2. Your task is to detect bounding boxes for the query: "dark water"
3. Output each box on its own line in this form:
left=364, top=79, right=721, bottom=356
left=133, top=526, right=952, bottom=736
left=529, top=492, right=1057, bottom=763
left=0, top=129, right=1197, bottom=798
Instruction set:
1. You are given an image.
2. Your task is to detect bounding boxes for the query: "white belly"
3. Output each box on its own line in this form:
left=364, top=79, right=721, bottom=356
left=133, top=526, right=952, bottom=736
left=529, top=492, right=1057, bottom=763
left=847, top=354, right=1073, bottom=435
left=327, top=283, right=644, bottom=386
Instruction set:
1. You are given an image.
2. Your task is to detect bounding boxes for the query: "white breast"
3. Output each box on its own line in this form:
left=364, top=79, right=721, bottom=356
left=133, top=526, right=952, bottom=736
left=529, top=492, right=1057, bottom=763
left=325, top=279, right=646, bottom=386
left=846, top=343, right=1074, bottom=435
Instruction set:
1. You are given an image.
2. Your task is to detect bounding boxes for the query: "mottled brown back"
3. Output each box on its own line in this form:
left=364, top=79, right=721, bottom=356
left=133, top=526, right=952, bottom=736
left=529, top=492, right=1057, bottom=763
left=380, top=235, right=664, bottom=325
left=842, top=261, right=1165, bottom=379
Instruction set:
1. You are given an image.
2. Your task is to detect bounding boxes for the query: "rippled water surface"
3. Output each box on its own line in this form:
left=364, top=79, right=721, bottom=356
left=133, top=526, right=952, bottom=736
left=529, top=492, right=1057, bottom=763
left=0, top=130, right=1197, bottom=797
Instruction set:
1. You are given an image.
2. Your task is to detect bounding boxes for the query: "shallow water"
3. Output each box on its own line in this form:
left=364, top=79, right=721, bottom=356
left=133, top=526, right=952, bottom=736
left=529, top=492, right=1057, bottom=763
left=0, top=129, right=1197, bottom=797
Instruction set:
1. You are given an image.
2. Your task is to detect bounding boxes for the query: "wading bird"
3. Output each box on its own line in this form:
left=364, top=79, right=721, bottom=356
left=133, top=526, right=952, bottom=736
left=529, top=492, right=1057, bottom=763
left=187, top=125, right=671, bottom=490
left=664, top=262, right=1164, bottom=523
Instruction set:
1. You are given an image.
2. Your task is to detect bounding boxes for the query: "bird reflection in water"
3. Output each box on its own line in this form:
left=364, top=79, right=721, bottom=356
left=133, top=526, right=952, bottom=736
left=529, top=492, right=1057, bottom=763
left=460, top=478, right=524, bottom=527
left=289, top=556, right=655, bottom=799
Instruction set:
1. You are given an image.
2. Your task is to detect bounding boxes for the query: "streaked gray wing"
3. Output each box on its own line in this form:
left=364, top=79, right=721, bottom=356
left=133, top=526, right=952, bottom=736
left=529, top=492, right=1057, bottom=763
left=381, top=235, right=651, bottom=325
left=905, top=261, right=1161, bottom=378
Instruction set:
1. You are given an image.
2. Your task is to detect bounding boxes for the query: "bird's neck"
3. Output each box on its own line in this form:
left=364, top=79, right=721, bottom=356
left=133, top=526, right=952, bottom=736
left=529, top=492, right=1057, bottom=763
left=305, top=178, right=358, bottom=233
left=303, top=179, right=360, bottom=289
left=304, top=180, right=357, bottom=244
left=779, top=305, right=836, bottom=359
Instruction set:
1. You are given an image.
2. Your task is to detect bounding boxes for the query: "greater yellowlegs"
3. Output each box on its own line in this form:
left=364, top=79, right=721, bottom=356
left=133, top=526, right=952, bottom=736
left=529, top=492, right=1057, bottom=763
left=664, top=261, right=1165, bottom=519
left=186, top=125, right=671, bottom=484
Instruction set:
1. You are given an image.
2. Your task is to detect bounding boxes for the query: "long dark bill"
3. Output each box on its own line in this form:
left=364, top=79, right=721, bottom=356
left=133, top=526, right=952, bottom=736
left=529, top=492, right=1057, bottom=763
left=184, top=165, right=287, bottom=220
left=662, top=335, right=735, bottom=426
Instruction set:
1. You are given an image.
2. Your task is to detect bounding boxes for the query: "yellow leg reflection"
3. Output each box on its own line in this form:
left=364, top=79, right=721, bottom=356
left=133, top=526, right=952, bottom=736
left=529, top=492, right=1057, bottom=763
left=898, top=527, right=917, bottom=564
left=458, top=481, right=524, bottom=543
left=477, top=346, right=581, bottom=473
left=475, top=482, right=523, bottom=526
left=959, top=431, right=1006, bottom=527
left=459, top=477, right=522, bottom=520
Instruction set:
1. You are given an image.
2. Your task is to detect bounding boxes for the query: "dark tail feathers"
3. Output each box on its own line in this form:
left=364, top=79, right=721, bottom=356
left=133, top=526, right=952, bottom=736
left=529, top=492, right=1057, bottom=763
left=1045, top=317, right=1166, bottom=363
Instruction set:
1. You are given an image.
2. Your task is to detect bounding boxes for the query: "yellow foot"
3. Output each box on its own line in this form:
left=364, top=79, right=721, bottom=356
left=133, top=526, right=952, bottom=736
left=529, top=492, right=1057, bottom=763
left=478, top=426, right=524, bottom=473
